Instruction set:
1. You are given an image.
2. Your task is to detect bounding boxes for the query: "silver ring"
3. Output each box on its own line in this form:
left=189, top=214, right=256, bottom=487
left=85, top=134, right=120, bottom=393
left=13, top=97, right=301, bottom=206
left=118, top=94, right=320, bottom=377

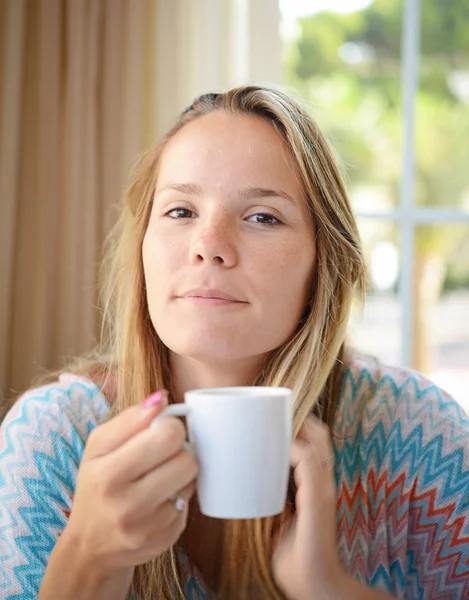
left=172, top=495, right=186, bottom=512
left=323, top=453, right=334, bottom=466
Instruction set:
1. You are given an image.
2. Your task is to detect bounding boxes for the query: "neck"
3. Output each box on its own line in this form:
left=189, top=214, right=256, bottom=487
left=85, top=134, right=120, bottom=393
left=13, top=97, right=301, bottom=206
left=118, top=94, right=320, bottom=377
left=169, top=353, right=265, bottom=403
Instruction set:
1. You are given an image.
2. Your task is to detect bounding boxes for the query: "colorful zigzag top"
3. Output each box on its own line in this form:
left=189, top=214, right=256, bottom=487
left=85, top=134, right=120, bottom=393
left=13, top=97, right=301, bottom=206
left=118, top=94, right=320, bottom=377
left=1, top=357, right=469, bottom=599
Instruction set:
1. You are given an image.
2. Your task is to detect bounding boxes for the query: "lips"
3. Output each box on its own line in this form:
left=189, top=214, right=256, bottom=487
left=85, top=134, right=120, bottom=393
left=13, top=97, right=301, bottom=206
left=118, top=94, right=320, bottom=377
left=179, top=288, right=246, bottom=302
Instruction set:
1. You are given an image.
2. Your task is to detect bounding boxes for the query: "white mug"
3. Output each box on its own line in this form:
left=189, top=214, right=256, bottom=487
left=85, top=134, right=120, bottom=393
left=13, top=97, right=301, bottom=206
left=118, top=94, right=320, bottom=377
left=151, top=386, right=293, bottom=519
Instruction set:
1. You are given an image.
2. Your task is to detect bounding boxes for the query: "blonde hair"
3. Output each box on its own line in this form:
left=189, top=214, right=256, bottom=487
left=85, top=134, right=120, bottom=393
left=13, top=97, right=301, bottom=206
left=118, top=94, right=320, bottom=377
left=53, top=86, right=367, bottom=598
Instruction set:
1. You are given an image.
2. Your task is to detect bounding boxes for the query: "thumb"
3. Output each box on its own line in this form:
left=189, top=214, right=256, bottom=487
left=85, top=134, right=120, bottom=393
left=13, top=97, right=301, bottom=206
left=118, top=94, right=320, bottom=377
left=85, top=390, right=169, bottom=459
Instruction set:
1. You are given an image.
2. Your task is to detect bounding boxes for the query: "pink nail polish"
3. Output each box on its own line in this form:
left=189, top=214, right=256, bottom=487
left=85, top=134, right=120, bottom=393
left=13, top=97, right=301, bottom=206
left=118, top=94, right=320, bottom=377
left=142, top=391, right=164, bottom=410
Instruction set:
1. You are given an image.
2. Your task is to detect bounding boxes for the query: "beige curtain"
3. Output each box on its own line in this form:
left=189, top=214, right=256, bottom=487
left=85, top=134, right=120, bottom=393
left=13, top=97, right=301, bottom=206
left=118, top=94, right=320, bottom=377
left=0, top=0, right=283, bottom=400
left=0, top=0, right=160, bottom=398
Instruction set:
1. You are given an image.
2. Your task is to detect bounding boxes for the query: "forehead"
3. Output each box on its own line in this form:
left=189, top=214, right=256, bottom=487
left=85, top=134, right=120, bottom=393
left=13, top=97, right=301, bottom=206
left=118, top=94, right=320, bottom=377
left=156, top=112, right=302, bottom=192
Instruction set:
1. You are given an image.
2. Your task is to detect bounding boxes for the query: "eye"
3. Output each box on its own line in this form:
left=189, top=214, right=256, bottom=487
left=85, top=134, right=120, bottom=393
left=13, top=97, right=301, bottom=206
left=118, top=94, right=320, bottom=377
left=246, top=213, right=282, bottom=226
left=164, top=207, right=197, bottom=219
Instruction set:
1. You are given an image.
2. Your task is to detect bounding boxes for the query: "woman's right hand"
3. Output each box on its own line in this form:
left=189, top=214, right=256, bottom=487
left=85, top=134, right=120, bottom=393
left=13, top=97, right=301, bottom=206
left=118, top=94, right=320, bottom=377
left=63, top=391, right=198, bottom=578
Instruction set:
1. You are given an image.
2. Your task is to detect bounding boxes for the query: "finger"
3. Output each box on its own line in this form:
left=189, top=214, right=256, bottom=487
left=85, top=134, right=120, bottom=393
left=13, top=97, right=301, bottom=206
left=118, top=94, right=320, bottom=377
left=290, top=418, right=336, bottom=517
left=290, top=438, right=321, bottom=471
left=125, top=480, right=196, bottom=527
left=105, top=416, right=188, bottom=483
left=141, top=502, right=191, bottom=558
left=160, top=480, right=196, bottom=523
left=84, top=390, right=168, bottom=459
left=297, top=415, right=332, bottom=454
left=294, top=416, right=334, bottom=465
left=290, top=450, right=336, bottom=536
left=124, top=491, right=192, bottom=561
left=132, top=449, right=199, bottom=509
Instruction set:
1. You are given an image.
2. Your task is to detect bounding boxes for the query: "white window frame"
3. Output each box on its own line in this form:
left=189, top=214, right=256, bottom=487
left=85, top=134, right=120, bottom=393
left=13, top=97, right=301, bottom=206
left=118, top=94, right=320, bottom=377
left=355, top=0, right=469, bottom=366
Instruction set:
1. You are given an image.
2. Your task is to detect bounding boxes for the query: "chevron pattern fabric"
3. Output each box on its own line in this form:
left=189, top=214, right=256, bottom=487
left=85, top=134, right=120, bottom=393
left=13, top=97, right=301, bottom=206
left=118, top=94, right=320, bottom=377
left=1, top=361, right=469, bottom=599
left=334, top=358, right=469, bottom=599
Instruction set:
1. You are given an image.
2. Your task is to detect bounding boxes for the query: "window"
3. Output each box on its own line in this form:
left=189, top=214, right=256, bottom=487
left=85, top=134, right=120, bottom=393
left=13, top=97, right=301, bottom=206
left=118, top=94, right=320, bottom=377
left=280, top=0, right=469, bottom=409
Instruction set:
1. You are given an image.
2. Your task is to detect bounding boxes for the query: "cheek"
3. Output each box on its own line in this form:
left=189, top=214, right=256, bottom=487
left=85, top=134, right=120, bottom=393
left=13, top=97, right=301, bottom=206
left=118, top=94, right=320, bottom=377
left=265, top=239, right=314, bottom=285
left=142, top=233, right=182, bottom=303
left=144, top=231, right=180, bottom=272
left=142, top=234, right=160, bottom=285
left=261, top=240, right=315, bottom=312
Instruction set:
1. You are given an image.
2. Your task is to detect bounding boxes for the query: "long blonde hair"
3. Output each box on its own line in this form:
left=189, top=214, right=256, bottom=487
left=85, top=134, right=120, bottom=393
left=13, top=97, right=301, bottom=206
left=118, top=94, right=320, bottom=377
left=50, top=86, right=367, bottom=598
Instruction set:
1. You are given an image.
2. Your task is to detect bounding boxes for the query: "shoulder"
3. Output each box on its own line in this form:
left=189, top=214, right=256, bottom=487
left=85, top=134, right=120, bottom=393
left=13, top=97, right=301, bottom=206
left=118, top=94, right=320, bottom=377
left=334, top=356, right=469, bottom=596
left=336, top=354, right=469, bottom=526
left=334, top=354, right=469, bottom=479
left=335, top=354, right=468, bottom=437
left=0, top=373, right=111, bottom=504
left=0, top=375, right=111, bottom=598
left=0, top=374, right=111, bottom=492
left=1, top=373, right=111, bottom=450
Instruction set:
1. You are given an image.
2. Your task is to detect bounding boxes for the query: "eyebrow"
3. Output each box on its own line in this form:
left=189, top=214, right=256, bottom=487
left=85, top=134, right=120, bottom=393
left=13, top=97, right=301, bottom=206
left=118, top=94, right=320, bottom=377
left=155, top=183, right=297, bottom=206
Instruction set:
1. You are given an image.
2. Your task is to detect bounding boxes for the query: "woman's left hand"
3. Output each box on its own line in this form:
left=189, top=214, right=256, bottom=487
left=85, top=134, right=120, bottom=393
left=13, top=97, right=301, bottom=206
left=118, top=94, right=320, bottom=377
left=272, top=416, right=346, bottom=600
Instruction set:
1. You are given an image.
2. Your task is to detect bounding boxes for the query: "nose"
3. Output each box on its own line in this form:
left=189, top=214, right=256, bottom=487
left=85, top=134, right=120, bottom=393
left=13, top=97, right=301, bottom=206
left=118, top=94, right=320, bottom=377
left=189, top=215, right=238, bottom=267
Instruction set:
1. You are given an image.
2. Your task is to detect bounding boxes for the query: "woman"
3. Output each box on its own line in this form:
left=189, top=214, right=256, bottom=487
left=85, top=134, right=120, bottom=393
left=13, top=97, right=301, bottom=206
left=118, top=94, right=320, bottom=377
left=1, top=86, right=468, bottom=600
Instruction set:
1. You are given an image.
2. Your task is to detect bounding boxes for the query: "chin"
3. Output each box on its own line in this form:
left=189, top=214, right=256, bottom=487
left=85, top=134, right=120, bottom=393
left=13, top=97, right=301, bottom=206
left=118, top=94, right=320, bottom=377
left=158, top=328, right=267, bottom=364
left=154, top=315, right=290, bottom=364
left=167, top=340, right=248, bottom=363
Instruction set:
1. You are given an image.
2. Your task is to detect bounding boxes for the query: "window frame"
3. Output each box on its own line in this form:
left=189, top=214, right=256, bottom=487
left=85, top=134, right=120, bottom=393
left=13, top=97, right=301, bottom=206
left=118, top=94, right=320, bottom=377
left=355, top=0, right=469, bottom=366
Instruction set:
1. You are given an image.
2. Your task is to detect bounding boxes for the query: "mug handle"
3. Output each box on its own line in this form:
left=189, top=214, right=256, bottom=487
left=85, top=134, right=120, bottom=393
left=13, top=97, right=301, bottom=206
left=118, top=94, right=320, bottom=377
left=151, top=404, right=195, bottom=455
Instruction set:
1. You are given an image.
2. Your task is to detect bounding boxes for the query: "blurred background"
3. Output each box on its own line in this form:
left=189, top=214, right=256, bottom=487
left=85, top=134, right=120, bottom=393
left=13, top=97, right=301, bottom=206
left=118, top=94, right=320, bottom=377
left=1, top=0, right=468, bottom=409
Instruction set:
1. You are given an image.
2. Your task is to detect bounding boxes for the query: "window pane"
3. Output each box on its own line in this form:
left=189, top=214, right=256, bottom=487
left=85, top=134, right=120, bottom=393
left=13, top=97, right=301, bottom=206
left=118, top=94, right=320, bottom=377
left=281, top=0, right=403, bottom=213
left=416, top=0, right=469, bottom=208
left=349, top=220, right=401, bottom=365
left=413, top=224, right=469, bottom=411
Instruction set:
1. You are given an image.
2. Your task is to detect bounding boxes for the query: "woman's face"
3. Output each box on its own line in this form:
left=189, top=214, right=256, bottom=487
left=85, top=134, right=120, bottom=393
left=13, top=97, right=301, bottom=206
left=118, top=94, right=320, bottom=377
left=142, top=112, right=316, bottom=365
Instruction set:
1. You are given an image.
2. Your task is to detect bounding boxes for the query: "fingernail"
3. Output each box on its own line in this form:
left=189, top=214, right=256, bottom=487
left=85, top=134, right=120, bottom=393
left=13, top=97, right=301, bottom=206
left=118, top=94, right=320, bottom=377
left=142, top=390, right=166, bottom=410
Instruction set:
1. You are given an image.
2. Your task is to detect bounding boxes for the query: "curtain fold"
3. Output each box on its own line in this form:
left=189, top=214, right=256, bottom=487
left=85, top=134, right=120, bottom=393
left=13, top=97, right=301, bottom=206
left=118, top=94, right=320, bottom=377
left=0, top=0, right=27, bottom=398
